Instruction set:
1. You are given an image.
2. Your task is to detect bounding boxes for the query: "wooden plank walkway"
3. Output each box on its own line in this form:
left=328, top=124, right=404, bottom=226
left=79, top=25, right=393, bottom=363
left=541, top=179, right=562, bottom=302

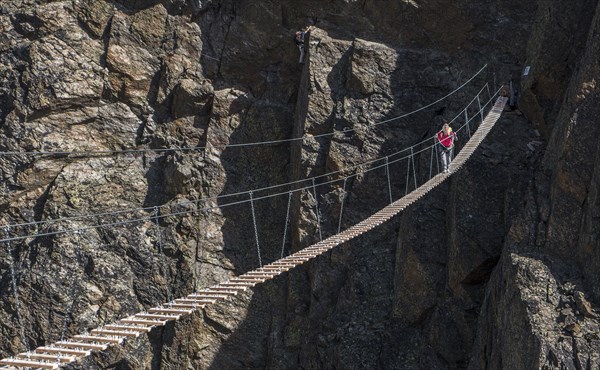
left=0, top=97, right=506, bottom=369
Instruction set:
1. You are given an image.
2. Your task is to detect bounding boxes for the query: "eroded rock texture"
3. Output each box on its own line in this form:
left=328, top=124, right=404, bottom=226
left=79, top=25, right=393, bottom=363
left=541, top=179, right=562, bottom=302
left=0, top=0, right=598, bottom=369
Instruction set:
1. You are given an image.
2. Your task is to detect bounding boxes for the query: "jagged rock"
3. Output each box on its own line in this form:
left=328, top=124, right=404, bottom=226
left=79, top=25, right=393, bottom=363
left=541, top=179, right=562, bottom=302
left=565, top=322, right=582, bottom=336
left=105, top=9, right=163, bottom=110
left=171, top=79, right=214, bottom=118
left=574, top=291, right=595, bottom=318
left=469, top=253, right=600, bottom=370
left=75, top=0, right=114, bottom=38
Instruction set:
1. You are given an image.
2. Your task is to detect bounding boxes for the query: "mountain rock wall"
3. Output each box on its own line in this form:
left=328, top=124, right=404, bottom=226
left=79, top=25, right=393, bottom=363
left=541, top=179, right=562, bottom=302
left=0, top=0, right=598, bottom=369
left=469, top=1, right=600, bottom=369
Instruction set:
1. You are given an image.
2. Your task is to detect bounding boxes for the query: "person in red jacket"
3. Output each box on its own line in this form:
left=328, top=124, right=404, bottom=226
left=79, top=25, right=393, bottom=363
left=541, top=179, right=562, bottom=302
left=437, top=123, right=458, bottom=173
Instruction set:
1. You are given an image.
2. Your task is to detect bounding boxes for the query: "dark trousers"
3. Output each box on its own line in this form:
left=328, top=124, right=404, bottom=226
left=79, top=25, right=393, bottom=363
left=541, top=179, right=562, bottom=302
left=298, top=44, right=306, bottom=64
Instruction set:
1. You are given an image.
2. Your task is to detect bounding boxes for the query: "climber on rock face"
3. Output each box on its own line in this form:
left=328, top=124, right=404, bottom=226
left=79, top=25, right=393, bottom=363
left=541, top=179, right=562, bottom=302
left=294, top=25, right=313, bottom=64
left=436, top=122, right=458, bottom=173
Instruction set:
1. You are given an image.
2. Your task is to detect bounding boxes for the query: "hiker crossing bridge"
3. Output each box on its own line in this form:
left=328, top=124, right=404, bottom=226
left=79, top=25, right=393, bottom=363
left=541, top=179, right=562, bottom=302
left=0, top=90, right=508, bottom=369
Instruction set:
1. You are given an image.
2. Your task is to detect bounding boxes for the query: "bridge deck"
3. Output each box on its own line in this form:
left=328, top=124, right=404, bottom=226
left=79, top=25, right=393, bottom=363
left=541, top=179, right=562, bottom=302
left=0, top=97, right=507, bottom=369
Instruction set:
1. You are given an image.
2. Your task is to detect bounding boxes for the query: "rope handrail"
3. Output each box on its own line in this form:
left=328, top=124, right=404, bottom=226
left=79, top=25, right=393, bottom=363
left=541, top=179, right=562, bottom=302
left=0, top=85, right=501, bottom=243
left=0, top=66, right=487, bottom=158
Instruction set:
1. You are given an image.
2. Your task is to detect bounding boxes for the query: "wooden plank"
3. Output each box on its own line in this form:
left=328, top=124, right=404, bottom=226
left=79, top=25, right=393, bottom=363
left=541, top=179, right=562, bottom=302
left=232, top=278, right=268, bottom=284
left=268, top=264, right=295, bottom=268
left=186, top=295, right=222, bottom=301
left=37, top=346, right=90, bottom=356
left=103, top=324, right=152, bottom=332
left=148, top=308, right=192, bottom=315
left=238, top=273, right=273, bottom=282
left=165, top=303, right=200, bottom=309
left=91, top=329, right=140, bottom=337
left=280, top=260, right=306, bottom=264
left=198, top=288, right=239, bottom=294
left=73, top=335, right=123, bottom=344
left=209, top=286, right=247, bottom=292
left=189, top=292, right=230, bottom=298
left=283, top=257, right=310, bottom=261
left=220, top=281, right=257, bottom=286
left=176, top=298, right=216, bottom=304
left=17, top=353, right=76, bottom=363
left=120, top=318, right=167, bottom=326
left=241, top=272, right=278, bottom=277
left=56, top=341, right=108, bottom=351
left=136, top=314, right=181, bottom=320
left=260, top=266, right=289, bottom=271
left=0, top=359, right=59, bottom=369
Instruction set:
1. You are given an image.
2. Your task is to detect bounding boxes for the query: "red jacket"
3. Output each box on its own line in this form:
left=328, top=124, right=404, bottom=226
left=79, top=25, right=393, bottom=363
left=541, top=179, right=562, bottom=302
left=437, top=129, right=457, bottom=149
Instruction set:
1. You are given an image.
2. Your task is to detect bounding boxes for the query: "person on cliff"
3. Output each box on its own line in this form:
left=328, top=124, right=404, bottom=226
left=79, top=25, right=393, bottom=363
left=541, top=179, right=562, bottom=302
left=436, top=123, right=458, bottom=173
left=294, top=25, right=313, bottom=64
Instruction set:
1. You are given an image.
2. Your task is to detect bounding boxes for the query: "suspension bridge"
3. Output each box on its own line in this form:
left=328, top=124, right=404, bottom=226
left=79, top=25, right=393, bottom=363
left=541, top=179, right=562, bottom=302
left=0, top=65, right=507, bottom=369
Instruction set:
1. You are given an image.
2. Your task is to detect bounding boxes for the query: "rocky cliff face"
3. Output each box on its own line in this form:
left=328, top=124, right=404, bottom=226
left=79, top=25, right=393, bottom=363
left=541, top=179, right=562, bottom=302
left=0, top=0, right=598, bottom=369
left=469, top=1, right=600, bottom=368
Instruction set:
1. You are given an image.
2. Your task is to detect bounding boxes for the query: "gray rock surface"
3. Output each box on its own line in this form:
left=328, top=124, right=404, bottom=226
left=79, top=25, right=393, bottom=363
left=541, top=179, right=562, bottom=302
left=0, top=0, right=598, bottom=369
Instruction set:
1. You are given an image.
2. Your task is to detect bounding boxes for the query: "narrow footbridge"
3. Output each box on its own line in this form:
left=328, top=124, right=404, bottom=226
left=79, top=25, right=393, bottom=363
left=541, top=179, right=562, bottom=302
left=0, top=95, right=507, bottom=369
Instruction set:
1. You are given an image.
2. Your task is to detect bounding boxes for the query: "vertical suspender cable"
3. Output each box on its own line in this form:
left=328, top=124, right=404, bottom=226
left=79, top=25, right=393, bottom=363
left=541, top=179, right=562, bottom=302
left=312, top=178, right=323, bottom=241
left=249, top=192, right=263, bottom=267
left=411, top=147, right=417, bottom=190
left=194, top=200, right=202, bottom=293
left=385, top=157, right=393, bottom=204
left=429, top=144, right=434, bottom=180
left=153, top=207, right=173, bottom=303
left=477, top=94, right=484, bottom=123
left=61, top=230, right=82, bottom=342
left=337, top=178, right=348, bottom=234
left=281, top=192, right=292, bottom=258
left=435, top=139, right=440, bottom=175
left=465, top=109, right=471, bottom=139
left=3, top=227, right=29, bottom=353
left=405, top=155, right=411, bottom=195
